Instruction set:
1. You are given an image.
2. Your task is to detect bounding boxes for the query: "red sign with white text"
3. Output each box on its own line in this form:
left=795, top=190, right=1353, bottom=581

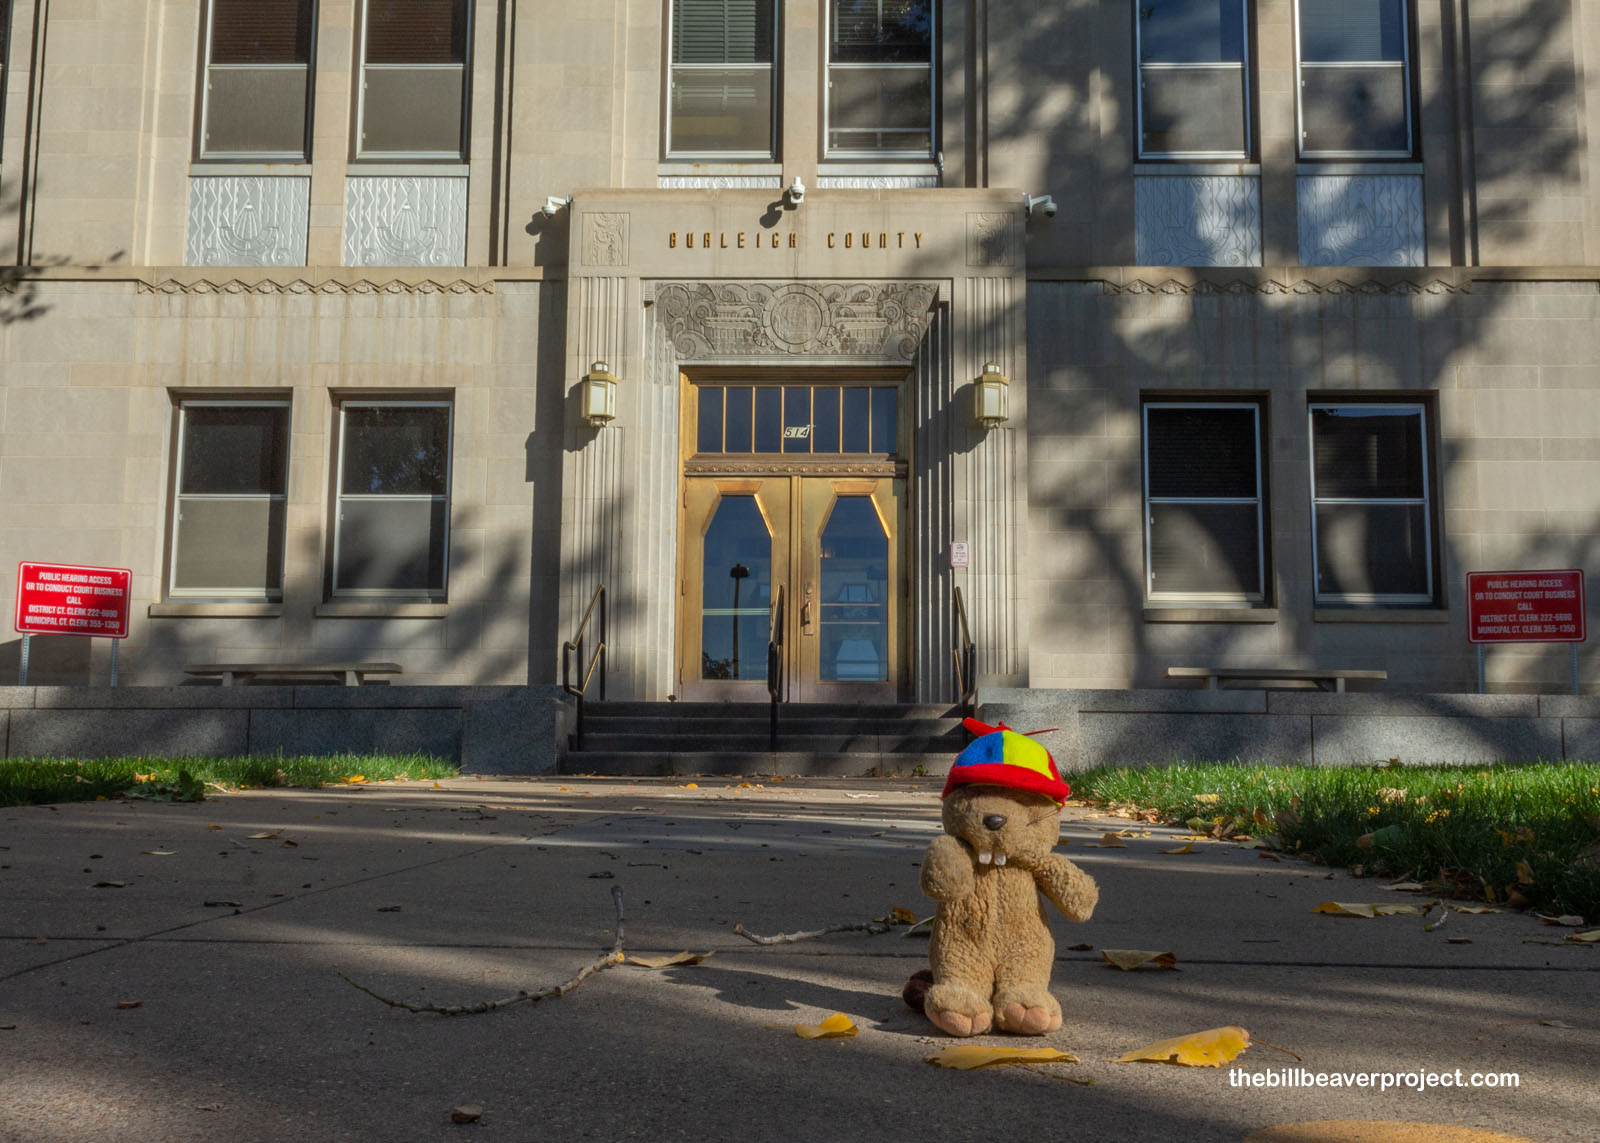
left=1467, top=569, right=1586, bottom=644
left=14, top=562, right=132, bottom=638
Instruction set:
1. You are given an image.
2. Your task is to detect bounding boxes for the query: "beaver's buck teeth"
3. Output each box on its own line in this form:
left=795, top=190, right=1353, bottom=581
left=977, top=850, right=993, bottom=865
left=993, top=853, right=1007, bottom=867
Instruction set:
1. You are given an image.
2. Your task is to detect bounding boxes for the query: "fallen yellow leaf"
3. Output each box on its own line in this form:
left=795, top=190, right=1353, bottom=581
left=246, top=832, right=279, bottom=840
left=927, top=1045, right=1078, bottom=1070
left=342, top=775, right=367, bottom=784
left=139, top=850, right=176, bottom=856
left=1516, top=860, right=1536, bottom=884
left=1096, top=834, right=1128, bottom=848
left=1451, top=905, right=1500, bottom=915
left=1194, top=793, right=1221, bottom=805
left=625, top=951, right=714, bottom=968
left=1312, top=902, right=1426, bottom=918
left=1564, top=930, right=1600, bottom=943
left=1116, top=1025, right=1250, bottom=1067
left=1160, top=841, right=1195, bottom=855
left=888, top=907, right=917, bottom=924
left=793, top=1013, right=858, bottom=1040
left=1101, top=949, right=1178, bottom=971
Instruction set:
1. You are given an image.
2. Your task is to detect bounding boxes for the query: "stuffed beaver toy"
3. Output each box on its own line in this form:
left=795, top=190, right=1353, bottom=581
left=907, top=718, right=1098, bottom=1036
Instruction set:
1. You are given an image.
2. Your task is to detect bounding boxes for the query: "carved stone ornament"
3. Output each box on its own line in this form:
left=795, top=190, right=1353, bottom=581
left=1093, top=276, right=1466, bottom=296
left=654, top=281, right=939, bottom=360
left=583, top=213, right=630, bottom=266
left=138, top=277, right=493, bottom=295
left=685, top=459, right=904, bottom=477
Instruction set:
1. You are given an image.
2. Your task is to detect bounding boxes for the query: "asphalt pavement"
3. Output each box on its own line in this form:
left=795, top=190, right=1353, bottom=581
left=1, top=777, right=1594, bottom=1143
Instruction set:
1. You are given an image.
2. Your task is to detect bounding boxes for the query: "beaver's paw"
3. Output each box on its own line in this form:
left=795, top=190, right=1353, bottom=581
left=993, top=986, right=1062, bottom=1036
left=925, top=982, right=993, bottom=1037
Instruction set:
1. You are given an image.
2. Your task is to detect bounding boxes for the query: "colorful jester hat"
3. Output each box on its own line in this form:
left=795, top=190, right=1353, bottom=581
left=941, top=718, right=1072, bottom=805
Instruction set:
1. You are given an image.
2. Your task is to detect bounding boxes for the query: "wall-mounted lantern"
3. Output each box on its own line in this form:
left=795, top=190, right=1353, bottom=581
left=582, top=361, right=618, bottom=427
left=973, top=362, right=1010, bottom=429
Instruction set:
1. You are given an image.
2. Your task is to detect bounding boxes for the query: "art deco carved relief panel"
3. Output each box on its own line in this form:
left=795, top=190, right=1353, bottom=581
left=651, top=281, right=940, bottom=361
left=186, top=177, right=310, bottom=267
left=343, top=177, right=467, bottom=267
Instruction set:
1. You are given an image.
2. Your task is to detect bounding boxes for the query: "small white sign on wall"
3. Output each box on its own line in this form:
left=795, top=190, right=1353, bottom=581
left=950, top=542, right=970, bottom=568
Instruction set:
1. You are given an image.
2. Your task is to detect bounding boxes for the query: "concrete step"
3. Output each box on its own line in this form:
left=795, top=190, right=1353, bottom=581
left=578, top=732, right=966, bottom=754
left=580, top=716, right=964, bottom=737
left=557, top=751, right=959, bottom=778
left=583, top=701, right=964, bottom=720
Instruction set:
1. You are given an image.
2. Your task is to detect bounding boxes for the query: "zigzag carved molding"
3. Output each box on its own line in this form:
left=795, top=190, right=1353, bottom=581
left=1092, top=277, right=1468, bottom=296
left=138, top=278, right=495, bottom=295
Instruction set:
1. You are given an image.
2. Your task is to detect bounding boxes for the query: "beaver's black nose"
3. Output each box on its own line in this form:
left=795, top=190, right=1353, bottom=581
left=982, top=813, right=1007, bottom=831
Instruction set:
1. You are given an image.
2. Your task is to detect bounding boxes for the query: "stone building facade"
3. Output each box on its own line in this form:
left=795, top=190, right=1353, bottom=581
left=3, top=0, right=1600, bottom=700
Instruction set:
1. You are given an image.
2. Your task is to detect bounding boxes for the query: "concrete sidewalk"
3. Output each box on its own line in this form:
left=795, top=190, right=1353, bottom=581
left=1, top=777, right=1593, bottom=1143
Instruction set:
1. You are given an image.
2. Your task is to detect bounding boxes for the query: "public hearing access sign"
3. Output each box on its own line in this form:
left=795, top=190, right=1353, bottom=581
left=1466, top=569, right=1586, bottom=644
left=14, top=561, right=132, bottom=638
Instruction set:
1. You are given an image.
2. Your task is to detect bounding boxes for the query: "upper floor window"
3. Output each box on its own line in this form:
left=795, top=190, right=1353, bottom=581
left=826, top=0, right=934, bottom=157
left=333, top=401, right=453, bottom=598
left=1295, top=0, right=1412, bottom=157
left=199, top=0, right=315, bottom=160
left=1143, top=401, right=1267, bottom=604
left=668, top=0, right=777, bottom=158
left=1309, top=402, right=1434, bottom=605
left=357, top=0, right=470, bottom=159
left=1136, top=0, right=1250, bottom=159
left=169, top=401, right=290, bottom=600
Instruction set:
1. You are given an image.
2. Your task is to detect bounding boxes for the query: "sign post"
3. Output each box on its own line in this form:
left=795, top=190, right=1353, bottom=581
left=13, top=562, right=133, bottom=686
left=1466, top=569, right=1587, bottom=695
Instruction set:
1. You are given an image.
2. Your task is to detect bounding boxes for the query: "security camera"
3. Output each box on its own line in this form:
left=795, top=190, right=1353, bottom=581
left=1025, top=193, right=1057, bottom=220
left=542, top=195, right=571, bottom=217
left=785, top=177, right=806, bottom=205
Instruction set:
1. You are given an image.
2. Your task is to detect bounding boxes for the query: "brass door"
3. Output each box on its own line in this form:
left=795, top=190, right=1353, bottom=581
left=678, top=475, right=905, bottom=703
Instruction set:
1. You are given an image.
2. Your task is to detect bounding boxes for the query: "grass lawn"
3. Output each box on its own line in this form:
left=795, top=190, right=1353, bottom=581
left=1075, top=761, right=1600, bottom=921
left=0, top=754, right=459, bottom=807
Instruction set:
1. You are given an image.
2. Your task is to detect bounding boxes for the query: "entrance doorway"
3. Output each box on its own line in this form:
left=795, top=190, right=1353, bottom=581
left=677, top=378, right=907, bottom=703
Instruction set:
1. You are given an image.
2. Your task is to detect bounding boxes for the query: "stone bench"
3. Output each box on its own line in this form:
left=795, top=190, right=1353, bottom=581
left=184, top=662, right=404, bottom=687
left=1166, top=666, right=1387, bottom=693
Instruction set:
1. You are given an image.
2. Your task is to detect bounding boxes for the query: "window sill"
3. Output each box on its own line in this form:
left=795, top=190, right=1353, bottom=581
left=347, top=163, right=469, bottom=178
left=149, top=602, right=283, bottom=619
left=315, top=601, right=448, bottom=618
left=1144, top=607, right=1278, bottom=624
left=1134, top=162, right=1259, bottom=177
left=1314, top=608, right=1448, bottom=623
left=1297, top=162, right=1423, bottom=177
left=189, top=163, right=311, bottom=177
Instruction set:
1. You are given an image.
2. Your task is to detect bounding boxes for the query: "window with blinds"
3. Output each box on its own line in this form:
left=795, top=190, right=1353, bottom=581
left=1143, top=402, right=1267, bottom=603
left=1296, top=0, right=1412, bottom=157
left=199, top=0, right=315, bottom=159
left=358, top=0, right=470, bottom=159
left=1309, top=403, right=1434, bottom=604
left=826, top=0, right=934, bottom=157
left=169, top=402, right=290, bottom=599
left=333, top=402, right=453, bottom=597
left=668, top=0, right=776, bottom=157
left=1136, top=0, right=1250, bottom=159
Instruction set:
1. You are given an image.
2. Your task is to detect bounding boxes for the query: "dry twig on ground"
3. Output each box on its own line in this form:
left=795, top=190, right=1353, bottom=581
left=341, top=886, right=626, bottom=1016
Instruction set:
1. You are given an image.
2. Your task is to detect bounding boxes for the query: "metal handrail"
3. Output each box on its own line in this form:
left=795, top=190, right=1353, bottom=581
left=562, top=584, right=607, bottom=750
left=767, top=584, right=786, bottom=750
left=952, top=584, right=976, bottom=716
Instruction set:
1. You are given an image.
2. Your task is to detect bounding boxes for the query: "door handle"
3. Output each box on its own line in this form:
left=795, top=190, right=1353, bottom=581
left=801, top=600, right=812, bottom=629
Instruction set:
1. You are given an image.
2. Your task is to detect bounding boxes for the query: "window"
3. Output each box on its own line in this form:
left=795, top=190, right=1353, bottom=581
left=668, top=0, right=776, bottom=157
left=169, top=402, right=290, bottom=599
left=1309, top=403, right=1433, bottom=604
left=1136, top=0, right=1250, bottom=159
left=198, top=0, right=315, bottom=159
left=333, top=402, right=452, bottom=597
left=1295, top=0, right=1411, bottom=157
left=826, top=0, right=934, bottom=157
left=357, top=0, right=470, bottom=158
left=1143, top=402, right=1266, bottom=603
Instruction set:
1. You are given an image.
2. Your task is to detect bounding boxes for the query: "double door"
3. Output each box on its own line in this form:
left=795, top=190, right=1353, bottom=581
left=679, top=474, right=905, bottom=703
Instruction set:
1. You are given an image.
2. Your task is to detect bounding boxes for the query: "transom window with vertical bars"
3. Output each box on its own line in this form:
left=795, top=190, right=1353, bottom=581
left=668, top=0, right=777, bottom=157
left=357, top=0, right=470, bottom=159
left=826, top=0, right=935, bottom=157
left=696, top=384, right=899, bottom=455
left=1135, top=0, right=1251, bottom=159
left=1143, top=401, right=1267, bottom=603
left=1295, top=0, right=1413, bottom=157
left=198, top=0, right=315, bottom=160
